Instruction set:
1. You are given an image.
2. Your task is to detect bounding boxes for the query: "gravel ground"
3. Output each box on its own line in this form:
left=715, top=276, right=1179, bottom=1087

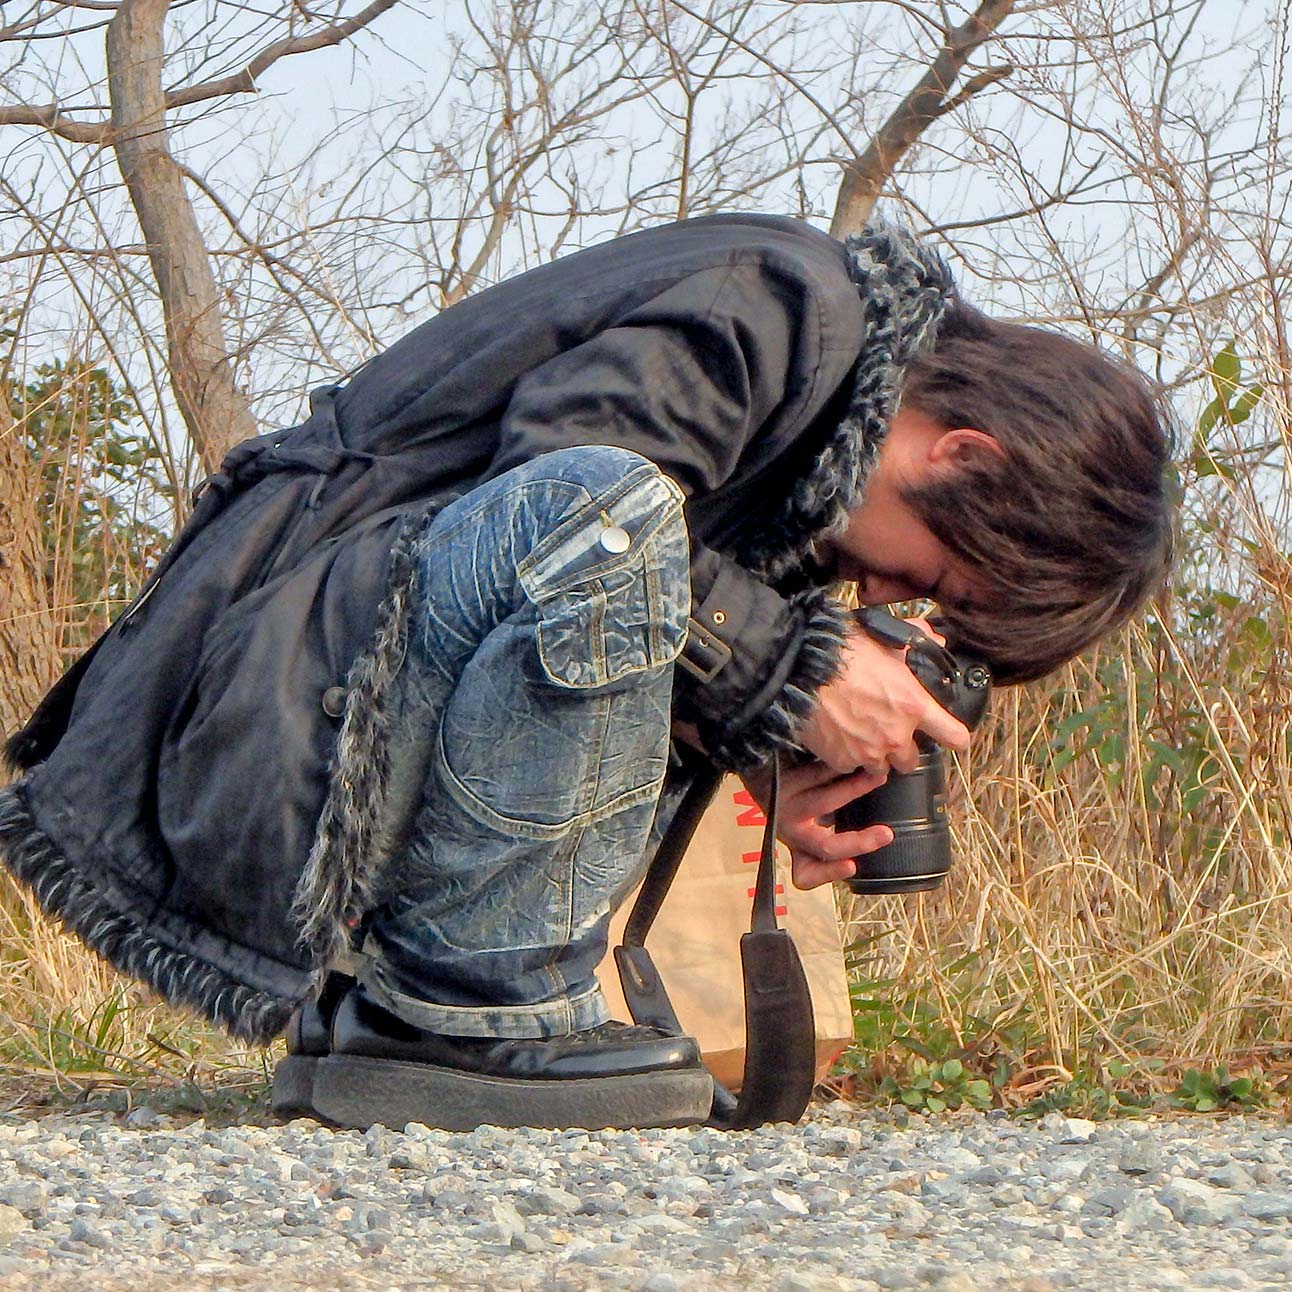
left=0, top=1100, right=1290, bottom=1290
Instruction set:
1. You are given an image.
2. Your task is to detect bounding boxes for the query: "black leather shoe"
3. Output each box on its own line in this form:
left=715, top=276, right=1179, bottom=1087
left=269, top=972, right=354, bottom=1117
left=330, top=985, right=701, bottom=1079
left=308, top=985, right=715, bottom=1131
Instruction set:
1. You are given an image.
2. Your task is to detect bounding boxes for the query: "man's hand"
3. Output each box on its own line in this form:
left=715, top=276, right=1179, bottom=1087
left=796, top=620, right=970, bottom=776
left=740, top=760, right=894, bottom=891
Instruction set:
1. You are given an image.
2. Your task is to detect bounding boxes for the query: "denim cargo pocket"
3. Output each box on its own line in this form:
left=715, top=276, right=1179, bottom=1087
left=519, top=467, right=689, bottom=690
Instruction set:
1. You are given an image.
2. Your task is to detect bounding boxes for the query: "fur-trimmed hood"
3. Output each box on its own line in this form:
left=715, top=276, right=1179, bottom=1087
left=736, top=221, right=954, bottom=583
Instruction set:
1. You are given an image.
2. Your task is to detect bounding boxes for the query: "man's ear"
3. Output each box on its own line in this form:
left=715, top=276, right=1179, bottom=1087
left=928, top=427, right=1005, bottom=472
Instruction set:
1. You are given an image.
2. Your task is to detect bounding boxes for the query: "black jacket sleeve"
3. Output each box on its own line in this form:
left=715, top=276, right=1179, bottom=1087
left=486, top=260, right=855, bottom=770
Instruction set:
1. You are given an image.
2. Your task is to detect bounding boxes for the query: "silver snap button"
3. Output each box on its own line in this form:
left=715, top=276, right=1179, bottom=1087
left=712, top=610, right=727, bottom=625
left=599, top=525, right=631, bottom=554
left=322, top=686, right=348, bottom=718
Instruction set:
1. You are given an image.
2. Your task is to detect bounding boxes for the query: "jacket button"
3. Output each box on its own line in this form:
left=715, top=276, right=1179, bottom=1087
left=322, top=686, right=348, bottom=718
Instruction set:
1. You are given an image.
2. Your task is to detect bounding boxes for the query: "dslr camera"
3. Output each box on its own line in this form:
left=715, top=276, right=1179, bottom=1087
left=833, top=608, right=991, bottom=894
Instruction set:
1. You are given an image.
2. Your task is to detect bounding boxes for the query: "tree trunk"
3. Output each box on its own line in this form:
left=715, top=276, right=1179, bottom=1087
left=0, top=393, right=61, bottom=755
left=106, top=0, right=259, bottom=474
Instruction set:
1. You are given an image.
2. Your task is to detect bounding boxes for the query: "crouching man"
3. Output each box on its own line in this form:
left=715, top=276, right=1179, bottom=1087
left=0, top=215, right=1173, bottom=1131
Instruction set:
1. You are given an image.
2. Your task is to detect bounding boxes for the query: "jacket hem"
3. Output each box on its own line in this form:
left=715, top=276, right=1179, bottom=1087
left=0, top=783, right=297, bottom=1045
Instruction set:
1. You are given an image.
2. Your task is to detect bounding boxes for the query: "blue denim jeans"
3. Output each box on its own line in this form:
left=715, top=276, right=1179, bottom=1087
left=360, top=446, right=691, bottom=1038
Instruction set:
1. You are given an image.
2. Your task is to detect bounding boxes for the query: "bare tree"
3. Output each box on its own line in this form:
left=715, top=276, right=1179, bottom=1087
left=1, top=0, right=397, bottom=472
left=830, top=0, right=1016, bottom=234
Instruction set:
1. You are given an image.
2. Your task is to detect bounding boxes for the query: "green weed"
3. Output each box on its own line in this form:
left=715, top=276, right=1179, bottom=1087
left=1169, top=1065, right=1269, bottom=1113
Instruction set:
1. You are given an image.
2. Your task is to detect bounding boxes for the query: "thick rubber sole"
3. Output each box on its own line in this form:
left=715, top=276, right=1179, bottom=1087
left=307, top=1053, right=716, bottom=1131
left=270, top=1054, right=320, bottom=1117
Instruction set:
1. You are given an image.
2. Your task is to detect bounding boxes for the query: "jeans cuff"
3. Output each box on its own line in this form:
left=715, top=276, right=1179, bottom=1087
left=359, top=961, right=612, bottom=1038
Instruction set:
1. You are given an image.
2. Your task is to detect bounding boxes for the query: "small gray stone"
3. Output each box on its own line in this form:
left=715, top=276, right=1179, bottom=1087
left=639, top=1276, right=679, bottom=1292
left=517, top=1185, right=582, bottom=1217
left=125, top=1106, right=160, bottom=1128
left=1116, top=1193, right=1174, bottom=1231
left=66, top=1217, right=111, bottom=1249
left=0, top=1182, right=46, bottom=1218
left=1158, top=1177, right=1244, bottom=1226
left=1040, top=1113, right=1097, bottom=1144
left=1041, top=1155, right=1093, bottom=1183
left=775, top=1274, right=831, bottom=1292
left=431, top=1188, right=472, bottom=1210
left=1209, top=1162, right=1257, bottom=1190
left=490, top=1200, right=527, bottom=1241
left=0, top=1205, right=27, bottom=1242
left=770, top=1187, right=809, bottom=1215
left=1191, top=1271, right=1254, bottom=1290
left=1118, top=1141, right=1165, bottom=1176
left=818, top=1127, right=864, bottom=1156
left=1242, top=1192, right=1292, bottom=1221
left=568, top=1243, right=637, bottom=1267
left=1082, top=1185, right=1136, bottom=1217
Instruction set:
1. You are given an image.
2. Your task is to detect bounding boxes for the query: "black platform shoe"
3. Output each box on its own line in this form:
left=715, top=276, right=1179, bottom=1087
left=269, top=971, right=354, bottom=1117
left=306, top=985, right=715, bottom=1131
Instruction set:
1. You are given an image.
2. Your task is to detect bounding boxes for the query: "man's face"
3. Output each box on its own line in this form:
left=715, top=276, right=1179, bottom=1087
left=818, top=408, right=996, bottom=610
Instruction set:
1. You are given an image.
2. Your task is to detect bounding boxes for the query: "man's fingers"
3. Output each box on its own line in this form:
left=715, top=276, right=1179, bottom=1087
left=795, top=768, right=889, bottom=818
left=835, top=825, right=895, bottom=857
left=781, top=759, right=852, bottom=795
left=919, top=699, right=971, bottom=753
left=789, top=824, right=895, bottom=890
left=791, top=851, right=856, bottom=891
left=783, top=821, right=893, bottom=863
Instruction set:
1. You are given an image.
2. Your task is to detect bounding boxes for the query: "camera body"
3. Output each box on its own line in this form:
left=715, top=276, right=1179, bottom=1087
left=833, top=608, right=991, bottom=895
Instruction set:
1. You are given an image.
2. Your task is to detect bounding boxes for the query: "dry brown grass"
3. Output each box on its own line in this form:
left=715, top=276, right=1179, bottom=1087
left=4, top=363, right=1292, bottom=1110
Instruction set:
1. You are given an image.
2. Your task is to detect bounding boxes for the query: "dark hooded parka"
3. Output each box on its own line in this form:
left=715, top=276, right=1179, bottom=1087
left=0, top=215, right=953, bottom=1043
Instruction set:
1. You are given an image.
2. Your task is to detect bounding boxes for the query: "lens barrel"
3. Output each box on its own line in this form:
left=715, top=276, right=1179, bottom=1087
left=834, top=742, right=951, bottom=894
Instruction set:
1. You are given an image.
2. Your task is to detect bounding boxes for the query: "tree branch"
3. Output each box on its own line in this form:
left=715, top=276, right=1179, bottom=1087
left=166, top=0, right=400, bottom=109
left=830, top=0, right=1015, bottom=236
left=0, top=0, right=399, bottom=143
left=0, top=103, right=110, bottom=144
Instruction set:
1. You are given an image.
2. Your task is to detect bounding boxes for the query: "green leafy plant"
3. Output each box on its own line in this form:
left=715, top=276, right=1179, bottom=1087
left=879, top=1057, right=992, bottom=1114
left=1192, top=343, right=1264, bottom=480
left=1170, top=1065, right=1269, bottom=1113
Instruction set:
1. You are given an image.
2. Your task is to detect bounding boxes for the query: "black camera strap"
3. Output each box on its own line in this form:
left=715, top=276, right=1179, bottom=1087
left=614, top=750, right=818, bottom=1129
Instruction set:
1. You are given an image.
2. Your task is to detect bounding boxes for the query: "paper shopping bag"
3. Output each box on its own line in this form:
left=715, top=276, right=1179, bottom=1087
left=596, top=775, right=854, bottom=1090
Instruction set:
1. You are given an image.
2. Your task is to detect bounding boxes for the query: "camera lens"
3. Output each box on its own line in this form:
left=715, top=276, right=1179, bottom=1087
left=834, top=746, right=951, bottom=894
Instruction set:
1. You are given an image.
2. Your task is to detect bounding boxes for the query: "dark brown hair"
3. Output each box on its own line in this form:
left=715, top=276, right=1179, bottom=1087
left=899, top=301, right=1177, bottom=684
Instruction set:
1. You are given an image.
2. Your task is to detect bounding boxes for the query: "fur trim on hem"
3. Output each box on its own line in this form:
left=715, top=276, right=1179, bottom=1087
left=0, top=784, right=295, bottom=1045
left=289, top=505, right=434, bottom=995
left=704, top=589, right=853, bottom=772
